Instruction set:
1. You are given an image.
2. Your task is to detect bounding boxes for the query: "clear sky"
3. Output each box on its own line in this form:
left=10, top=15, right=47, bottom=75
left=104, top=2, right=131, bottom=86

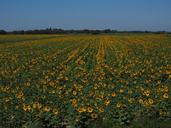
left=0, top=0, right=171, bottom=31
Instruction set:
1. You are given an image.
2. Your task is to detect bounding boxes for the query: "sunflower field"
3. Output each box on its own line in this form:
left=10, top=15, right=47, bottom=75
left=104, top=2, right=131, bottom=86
left=0, top=34, right=171, bottom=128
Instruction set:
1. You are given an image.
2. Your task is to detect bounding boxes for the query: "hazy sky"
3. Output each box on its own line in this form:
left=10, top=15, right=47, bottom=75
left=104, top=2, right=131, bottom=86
left=0, top=0, right=171, bottom=31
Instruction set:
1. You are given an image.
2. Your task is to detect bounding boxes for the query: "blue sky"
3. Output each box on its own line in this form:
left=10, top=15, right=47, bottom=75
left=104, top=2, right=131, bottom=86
left=0, top=0, right=171, bottom=31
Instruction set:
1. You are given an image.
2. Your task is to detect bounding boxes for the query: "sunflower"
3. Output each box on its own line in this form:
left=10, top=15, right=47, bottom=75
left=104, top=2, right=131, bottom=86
left=116, top=103, right=122, bottom=108
left=98, top=107, right=104, bottom=113
left=148, top=98, right=154, bottom=105
left=163, top=93, right=169, bottom=99
left=87, top=107, right=93, bottom=113
left=43, top=106, right=51, bottom=112
left=77, top=107, right=85, bottom=113
left=72, top=90, right=77, bottom=96
left=52, top=109, right=59, bottom=115
left=71, top=99, right=77, bottom=106
left=104, top=99, right=111, bottom=106
left=91, top=113, right=97, bottom=119
left=119, top=89, right=124, bottom=94
left=23, top=104, right=31, bottom=112
left=139, top=99, right=144, bottom=104
left=111, top=92, right=116, bottom=97
left=143, top=90, right=150, bottom=96
left=49, top=81, right=55, bottom=86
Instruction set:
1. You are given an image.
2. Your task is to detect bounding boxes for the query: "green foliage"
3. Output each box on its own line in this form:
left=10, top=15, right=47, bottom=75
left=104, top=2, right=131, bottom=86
left=0, top=34, right=170, bottom=127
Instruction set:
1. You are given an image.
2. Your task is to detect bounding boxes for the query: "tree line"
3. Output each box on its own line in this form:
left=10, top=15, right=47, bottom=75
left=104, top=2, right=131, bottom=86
left=0, top=28, right=170, bottom=35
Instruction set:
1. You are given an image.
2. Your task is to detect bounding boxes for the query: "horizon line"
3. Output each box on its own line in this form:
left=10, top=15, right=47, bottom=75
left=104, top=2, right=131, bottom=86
left=1, top=28, right=171, bottom=33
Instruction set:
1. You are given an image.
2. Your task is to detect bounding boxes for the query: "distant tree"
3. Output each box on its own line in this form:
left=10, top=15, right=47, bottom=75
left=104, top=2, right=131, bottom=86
left=82, top=29, right=90, bottom=34
left=7, top=28, right=169, bottom=35
left=155, top=31, right=166, bottom=34
left=0, top=30, right=7, bottom=34
left=103, top=29, right=111, bottom=33
left=91, top=30, right=100, bottom=34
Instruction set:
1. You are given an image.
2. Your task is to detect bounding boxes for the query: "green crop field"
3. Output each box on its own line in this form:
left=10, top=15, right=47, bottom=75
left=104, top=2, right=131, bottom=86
left=0, top=34, right=171, bottom=128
